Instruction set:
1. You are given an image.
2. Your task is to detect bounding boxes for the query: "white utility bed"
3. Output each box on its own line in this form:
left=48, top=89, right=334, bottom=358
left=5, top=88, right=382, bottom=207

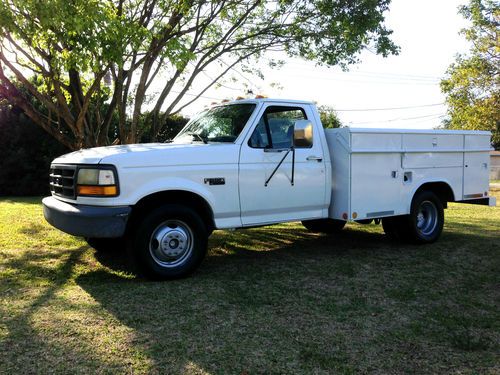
left=325, top=128, right=494, bottom=221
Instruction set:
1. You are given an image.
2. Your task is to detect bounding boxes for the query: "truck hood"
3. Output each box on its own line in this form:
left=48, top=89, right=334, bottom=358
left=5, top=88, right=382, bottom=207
left=52, top=142, right=240, bottom=167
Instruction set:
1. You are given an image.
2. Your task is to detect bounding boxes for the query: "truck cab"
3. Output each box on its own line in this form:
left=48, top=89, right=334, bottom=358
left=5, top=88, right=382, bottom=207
left=43, top=98, right=495, bottom=279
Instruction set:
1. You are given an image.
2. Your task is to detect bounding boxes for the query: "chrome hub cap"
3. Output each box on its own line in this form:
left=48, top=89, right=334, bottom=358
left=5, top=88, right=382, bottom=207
left=416, top=200, right=438, bottom=236
left=149, top=220, right=193, bottom=267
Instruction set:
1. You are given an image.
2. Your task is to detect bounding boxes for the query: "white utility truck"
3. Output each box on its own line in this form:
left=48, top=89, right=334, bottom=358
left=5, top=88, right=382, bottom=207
left=43, top=98, right=495, bottom=279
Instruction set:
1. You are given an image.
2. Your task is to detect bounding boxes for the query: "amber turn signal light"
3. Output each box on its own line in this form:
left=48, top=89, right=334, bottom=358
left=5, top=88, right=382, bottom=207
left=77, top=185, right=117, bottom=196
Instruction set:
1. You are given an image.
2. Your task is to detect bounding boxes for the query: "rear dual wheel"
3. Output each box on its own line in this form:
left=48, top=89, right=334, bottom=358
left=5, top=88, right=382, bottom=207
left=382, top=216, right=402, bottom=240
left=383, top=191, right=444, bottom=244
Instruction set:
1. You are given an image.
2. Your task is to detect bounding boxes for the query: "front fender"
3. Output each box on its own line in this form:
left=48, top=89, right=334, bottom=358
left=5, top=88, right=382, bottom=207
left=127, top=176, right=216, bottom=209
left=118, top=164, right=241, bottom=228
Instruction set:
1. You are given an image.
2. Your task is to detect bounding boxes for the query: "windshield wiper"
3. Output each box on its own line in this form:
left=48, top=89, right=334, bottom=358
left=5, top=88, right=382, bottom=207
left=187, top=132, right=207, bottom=144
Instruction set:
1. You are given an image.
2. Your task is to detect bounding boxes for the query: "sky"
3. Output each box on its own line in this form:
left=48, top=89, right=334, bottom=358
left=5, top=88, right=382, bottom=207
left=181, top=0, right=471, bottom=129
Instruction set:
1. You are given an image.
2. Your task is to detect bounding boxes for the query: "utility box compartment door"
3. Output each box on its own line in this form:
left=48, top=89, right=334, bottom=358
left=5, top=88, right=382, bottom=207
left=402, top=133, right=463, bottom=151
left=463, top=152, right=489, bottom=198
left=350, top=153, right=402, bottom=220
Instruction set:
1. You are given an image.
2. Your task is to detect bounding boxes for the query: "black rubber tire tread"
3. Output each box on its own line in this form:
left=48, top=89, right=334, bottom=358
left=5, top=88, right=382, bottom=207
left=382, top=217, right=401, bottom=240
left=301, top=219, right=346, bottom=234
left=131, top=204, right=208, bottom=280
left=86, top=237, right=126, bottom=252
left=400, top=190, right=444, bottom=244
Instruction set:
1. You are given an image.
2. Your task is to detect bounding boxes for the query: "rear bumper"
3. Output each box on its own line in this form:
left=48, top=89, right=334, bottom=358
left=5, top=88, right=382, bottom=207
left=457, top=197, right=496, bottom=207
left=42, top=196, right=131, bottom=238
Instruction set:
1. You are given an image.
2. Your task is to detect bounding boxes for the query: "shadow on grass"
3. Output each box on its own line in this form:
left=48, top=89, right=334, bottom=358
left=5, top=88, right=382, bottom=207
left=92, top=225, right=397, bottom=280
left=74, top=224, right=499, bottom=373
left=1, top=246, right=84, bottom=288
left=1, top=214, right=497, bottom=373
left=0, top=196, right=43, bottom=205
left=18, top=223, right=47, bottom=236
left=1, top=247, right=93, bottom=371
left=91, top=220, right=499, bottom=280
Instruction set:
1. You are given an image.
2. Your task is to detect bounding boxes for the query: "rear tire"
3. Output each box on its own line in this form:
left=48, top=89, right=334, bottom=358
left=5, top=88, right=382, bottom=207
left=302, top=219, right=346, bottom=234
left=131, top=204, right=208, bottom=280
left=382, top=217, right=402, bottom=240
left=399, top=191, right=444, bottom=243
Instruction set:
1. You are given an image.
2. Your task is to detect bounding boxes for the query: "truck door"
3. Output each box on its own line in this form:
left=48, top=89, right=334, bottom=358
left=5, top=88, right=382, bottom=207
left=239, top=104, right=328, bottom=225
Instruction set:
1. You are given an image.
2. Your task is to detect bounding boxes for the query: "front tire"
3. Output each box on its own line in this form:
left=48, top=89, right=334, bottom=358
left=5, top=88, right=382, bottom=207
left=132, top=204, right=208, bottom=280
left=302, top=219, right=346, bottom=234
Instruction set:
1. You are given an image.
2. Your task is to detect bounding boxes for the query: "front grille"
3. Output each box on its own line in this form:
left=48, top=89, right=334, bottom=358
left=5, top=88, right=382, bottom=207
left=49, top=165, right=77, bottom=199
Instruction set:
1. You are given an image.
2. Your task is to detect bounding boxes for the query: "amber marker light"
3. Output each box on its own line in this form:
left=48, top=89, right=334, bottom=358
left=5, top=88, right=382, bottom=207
left=77, top=185, right=117, bottom=196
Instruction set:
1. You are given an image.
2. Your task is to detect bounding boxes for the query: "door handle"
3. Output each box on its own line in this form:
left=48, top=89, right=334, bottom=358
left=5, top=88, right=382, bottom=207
left=306, top=155, right=323, bottom=162
left=264, top=147, right=289, bottom=153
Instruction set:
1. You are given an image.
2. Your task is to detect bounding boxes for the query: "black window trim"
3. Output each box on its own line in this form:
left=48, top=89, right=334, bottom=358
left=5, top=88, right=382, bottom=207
left=247, top=105, right=310, bottom=149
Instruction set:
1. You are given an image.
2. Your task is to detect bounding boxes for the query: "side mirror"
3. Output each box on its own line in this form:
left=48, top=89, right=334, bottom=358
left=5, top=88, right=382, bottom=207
left=293, top=120, right=313, bottom=148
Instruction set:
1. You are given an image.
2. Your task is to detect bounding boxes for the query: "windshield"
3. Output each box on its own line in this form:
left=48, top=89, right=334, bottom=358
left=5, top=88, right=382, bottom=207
left=174, top=103, right=256, bottom=143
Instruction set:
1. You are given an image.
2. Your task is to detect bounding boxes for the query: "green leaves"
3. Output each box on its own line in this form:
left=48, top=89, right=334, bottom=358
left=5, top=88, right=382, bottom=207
left=1, top=0, right=137, bottom=72
left=318, top=105, right=342, bottom=129
left=164, top=38, right=196, bottom=70
left=441, top=0, right=499, bottom=149
left=283, top=0, right=399, bottom=68
left=1, top=0, right=399, bottom=149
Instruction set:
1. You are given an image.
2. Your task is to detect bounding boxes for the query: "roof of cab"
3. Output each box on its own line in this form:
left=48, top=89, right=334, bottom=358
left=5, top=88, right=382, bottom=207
left=221, top=97, right=315, bottom=106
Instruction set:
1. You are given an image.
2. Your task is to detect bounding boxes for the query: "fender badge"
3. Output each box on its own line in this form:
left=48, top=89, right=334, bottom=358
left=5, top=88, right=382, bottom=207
left=204, top=178, right=225, bottom=186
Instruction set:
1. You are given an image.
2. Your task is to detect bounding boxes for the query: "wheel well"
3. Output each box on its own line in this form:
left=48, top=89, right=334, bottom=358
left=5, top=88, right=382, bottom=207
left=414, top=182, right=455, bottom=208
left=128, top=190, right=215, bottom=233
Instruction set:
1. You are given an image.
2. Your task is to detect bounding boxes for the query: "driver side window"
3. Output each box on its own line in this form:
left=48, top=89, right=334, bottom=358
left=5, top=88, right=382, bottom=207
left=248, top=106, right=308, bottom=149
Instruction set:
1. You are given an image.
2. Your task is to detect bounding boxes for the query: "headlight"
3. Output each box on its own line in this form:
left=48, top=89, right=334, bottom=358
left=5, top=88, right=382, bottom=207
left=76, top=167, right=118, bottom=197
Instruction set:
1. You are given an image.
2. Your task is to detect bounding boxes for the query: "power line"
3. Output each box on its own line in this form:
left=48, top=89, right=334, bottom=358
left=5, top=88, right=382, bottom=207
left=276, top=59, right=442, bottom=81
left=260, top=59, right=442, bottom=87
left=170, top=89, right=223, bottom=101
left=190, top=62, right=242, bottom=92
left=335, top=103, right=445, bottom=112
left=349, top=113, right=446, bottom=125
left=292, top=70, right=440, bottom=83
left=217, top=58, right=260, bottom=91
left=345, top=71, right=440, bottom=81
left=278, top=72, right=440, bottom=85
left=170, top=89, right=446, bottom=115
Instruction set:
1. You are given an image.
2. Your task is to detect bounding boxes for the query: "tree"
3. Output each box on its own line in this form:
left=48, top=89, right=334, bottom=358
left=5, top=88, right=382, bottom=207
left=440, top=0, right=499, bottom=149
left=0, top=100, right=69, bottom=195
left=0, top=0, right=398, bottom=150
left=318, top=105, right=342, bottom=128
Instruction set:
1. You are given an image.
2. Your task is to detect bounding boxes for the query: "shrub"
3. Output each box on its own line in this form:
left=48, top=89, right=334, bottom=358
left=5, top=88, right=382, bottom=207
left=0, top=105, right=69, bottom=196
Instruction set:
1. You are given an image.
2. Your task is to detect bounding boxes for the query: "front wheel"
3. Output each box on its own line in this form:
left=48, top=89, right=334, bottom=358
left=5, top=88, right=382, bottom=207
left=302, top=219, right=346, bottom=234
left=401, top=191, right=444, bottom=243
left=132, top=204, right=208, bottom=280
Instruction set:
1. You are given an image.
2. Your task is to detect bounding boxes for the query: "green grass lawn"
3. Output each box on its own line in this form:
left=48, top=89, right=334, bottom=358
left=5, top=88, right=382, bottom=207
left=0, top=196, right=499, bottom=374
